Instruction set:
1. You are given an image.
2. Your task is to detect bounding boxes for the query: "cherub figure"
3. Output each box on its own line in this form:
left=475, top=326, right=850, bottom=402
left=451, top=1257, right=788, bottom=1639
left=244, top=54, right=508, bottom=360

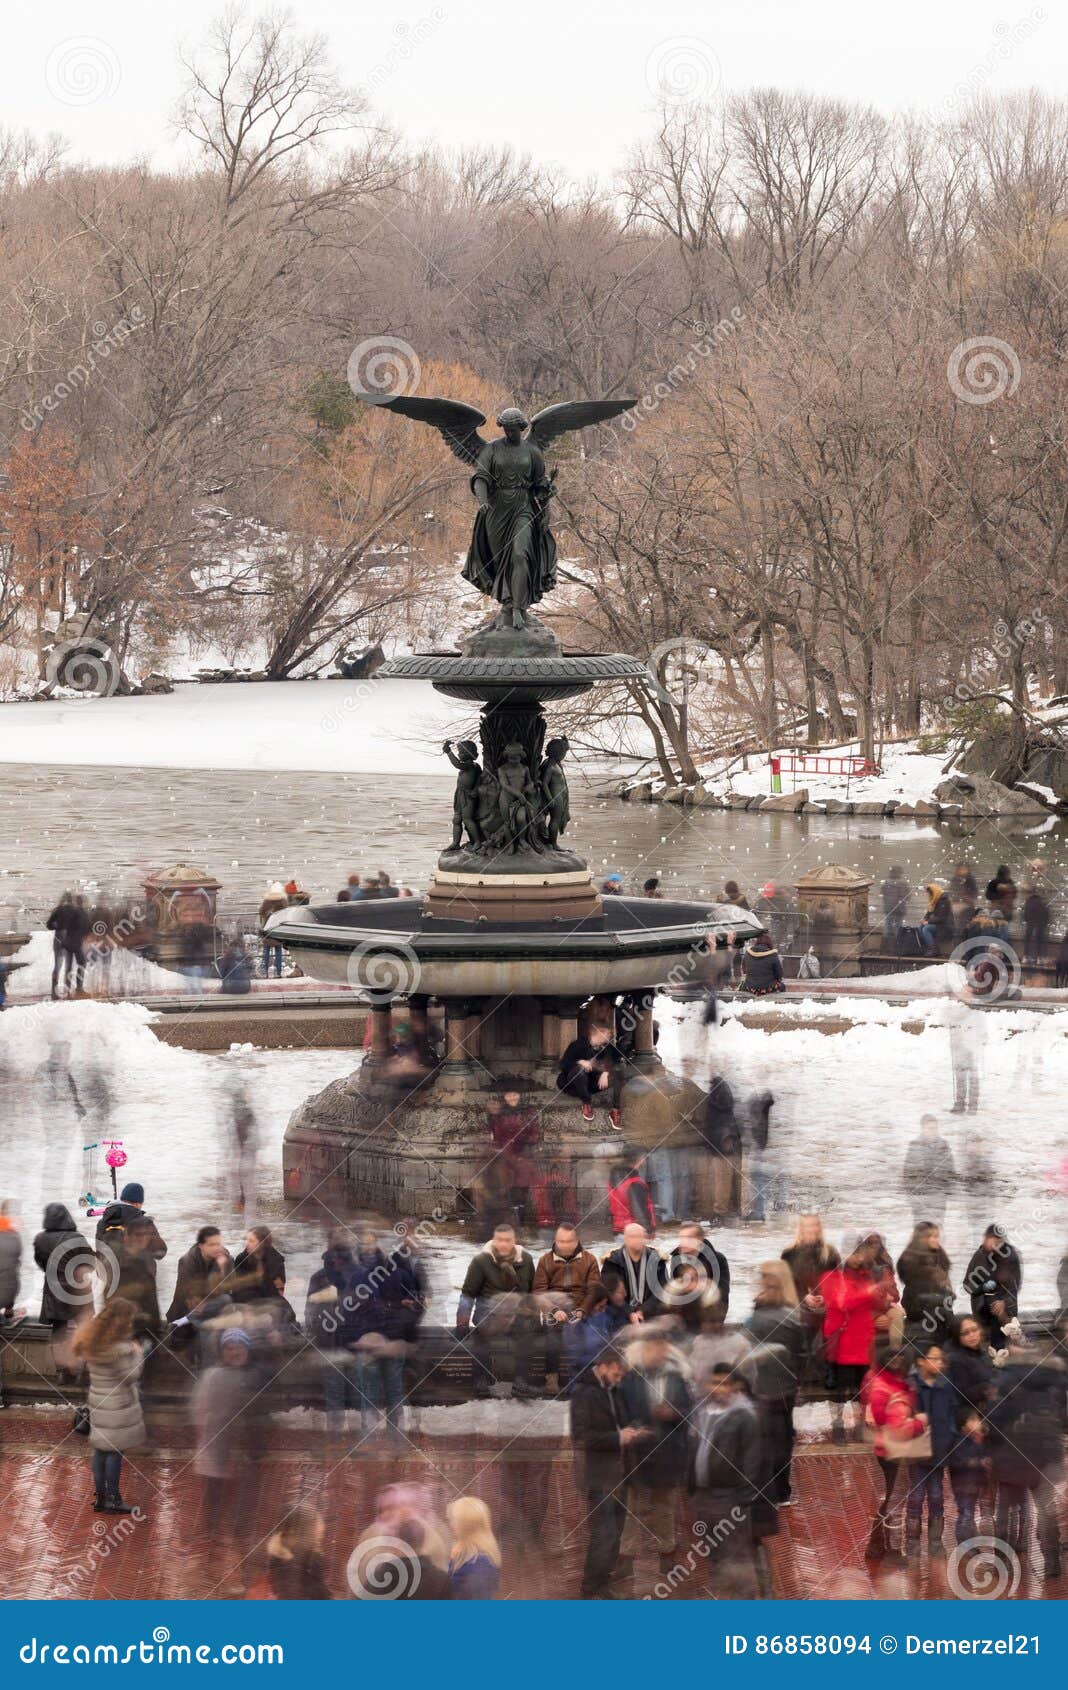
left=496, top=743, right=541, bottom=852
left=539, top=736, right=571, bottom=847
left=443, top=739, right=483, bottom=848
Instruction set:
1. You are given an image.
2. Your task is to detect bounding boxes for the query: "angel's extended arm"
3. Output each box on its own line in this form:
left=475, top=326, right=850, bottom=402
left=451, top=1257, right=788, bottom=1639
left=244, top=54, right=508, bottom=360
left=471, top=441, right=495, bottom=509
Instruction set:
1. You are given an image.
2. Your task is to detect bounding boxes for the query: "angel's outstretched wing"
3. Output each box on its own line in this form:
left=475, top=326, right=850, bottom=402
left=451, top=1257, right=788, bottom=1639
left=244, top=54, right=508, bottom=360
left=352, top=393, right=488, bottom=467
left=528, top=398, right=636, bottom=450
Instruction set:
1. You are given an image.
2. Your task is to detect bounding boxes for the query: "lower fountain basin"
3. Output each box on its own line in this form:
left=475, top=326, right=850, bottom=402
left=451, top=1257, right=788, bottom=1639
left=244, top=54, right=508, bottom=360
left=265, top=895, right=763, bottom=998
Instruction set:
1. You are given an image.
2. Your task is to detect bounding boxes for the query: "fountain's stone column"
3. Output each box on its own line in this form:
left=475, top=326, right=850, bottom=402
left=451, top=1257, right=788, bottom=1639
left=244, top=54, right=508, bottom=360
left=632, top=990, right=662, bottom=1073
left=439, top=998, right=485, bottom=1087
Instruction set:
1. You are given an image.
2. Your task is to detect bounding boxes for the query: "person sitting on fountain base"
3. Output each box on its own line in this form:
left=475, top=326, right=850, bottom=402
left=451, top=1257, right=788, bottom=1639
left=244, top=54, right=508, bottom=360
left=557, top=1023, right=623, bottom=1127
left=443, top=740, right=483, bottom=849
left=481, top=1083, right=541, bottom=1227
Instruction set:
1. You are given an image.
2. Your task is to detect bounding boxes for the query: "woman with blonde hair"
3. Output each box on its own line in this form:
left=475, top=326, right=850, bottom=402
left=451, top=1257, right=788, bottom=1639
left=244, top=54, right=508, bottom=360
left=446, top=1496, right=501, bottom=1599
left=72, top=1296, right=146, bottom=1515
left=781, top=1214, right=839, bottom=1302
left=745, top=1262, right=806, bottom=1503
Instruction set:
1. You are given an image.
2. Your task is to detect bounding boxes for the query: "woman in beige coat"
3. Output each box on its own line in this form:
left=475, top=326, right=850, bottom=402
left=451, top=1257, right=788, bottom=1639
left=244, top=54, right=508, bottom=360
left=72, top=1296, right=146, bottom=1515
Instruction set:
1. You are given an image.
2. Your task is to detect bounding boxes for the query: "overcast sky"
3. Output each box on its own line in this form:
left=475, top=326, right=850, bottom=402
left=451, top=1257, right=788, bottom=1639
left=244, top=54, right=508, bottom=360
left=1, top=0, right=1061, bottom=179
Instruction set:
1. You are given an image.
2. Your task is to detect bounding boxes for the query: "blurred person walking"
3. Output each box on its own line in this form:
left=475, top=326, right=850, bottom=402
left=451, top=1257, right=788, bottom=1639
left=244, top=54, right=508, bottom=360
left=618, top=1329, right=692, bottom=1582
left=744, top=1262, right=805, bottom=1504
left=570, top=1346, right=648, bottom=1598
left=902, top=1115, right=956, bottom=1225
left=862, top=1349, right=928, bottom=1563
left=191, top=1327, right=261, bottom=1568
left=690, top=1364, right=762, bottom=1597
left=246, top=1503, right=331, bottom=1599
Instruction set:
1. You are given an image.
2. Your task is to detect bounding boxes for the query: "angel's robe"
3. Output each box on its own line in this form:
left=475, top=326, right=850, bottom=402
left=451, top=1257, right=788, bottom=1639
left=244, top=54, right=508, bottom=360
left=461, top=437, right=557, bottom=611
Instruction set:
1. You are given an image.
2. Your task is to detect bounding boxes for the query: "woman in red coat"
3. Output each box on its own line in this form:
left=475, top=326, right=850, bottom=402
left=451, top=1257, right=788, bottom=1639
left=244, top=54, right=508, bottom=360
left=811, top=1237, right=899, bottom=1438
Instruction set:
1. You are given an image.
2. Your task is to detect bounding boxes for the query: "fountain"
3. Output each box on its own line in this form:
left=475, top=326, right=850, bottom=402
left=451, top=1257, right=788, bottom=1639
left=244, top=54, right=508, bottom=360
left=269, top=389, right=761, bottom=1219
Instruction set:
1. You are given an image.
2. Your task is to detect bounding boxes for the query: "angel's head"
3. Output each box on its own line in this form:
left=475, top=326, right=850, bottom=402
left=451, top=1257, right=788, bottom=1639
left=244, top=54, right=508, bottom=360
left=496, top=407, right=529, bottom=441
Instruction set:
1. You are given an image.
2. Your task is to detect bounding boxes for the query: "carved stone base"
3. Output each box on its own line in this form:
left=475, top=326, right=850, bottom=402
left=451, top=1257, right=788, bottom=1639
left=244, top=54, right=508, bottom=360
left=283, top=1066, right=707, bottom=1221
left=460, top=613, right=561, bottom=659
left=424, top=868, right=600, bottom=922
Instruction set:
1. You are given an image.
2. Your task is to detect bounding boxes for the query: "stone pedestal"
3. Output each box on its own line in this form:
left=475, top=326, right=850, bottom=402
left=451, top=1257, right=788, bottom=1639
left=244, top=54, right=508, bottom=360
left=282, top=989, right=709, bottom=1222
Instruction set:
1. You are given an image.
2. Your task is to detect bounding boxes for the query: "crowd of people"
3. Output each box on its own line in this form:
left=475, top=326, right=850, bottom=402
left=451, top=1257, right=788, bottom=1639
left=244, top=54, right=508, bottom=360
left=881, top=857, right=1068, bottom=972
left=4, top=1163, right=1067, bottom=1600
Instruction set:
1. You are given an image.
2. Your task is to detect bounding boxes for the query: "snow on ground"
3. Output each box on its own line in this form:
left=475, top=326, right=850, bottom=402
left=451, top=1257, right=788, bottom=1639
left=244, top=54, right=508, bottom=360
left=1, top=987, right=1065, bottom=1347
left=0, top=680, right=461, bottom=775
left=6, top=930, right=191, bottom=1001
left=637, top=739, right=955, bottom=807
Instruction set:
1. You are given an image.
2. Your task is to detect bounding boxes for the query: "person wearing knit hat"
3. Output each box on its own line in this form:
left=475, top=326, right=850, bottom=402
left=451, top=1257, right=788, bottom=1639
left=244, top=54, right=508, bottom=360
left=218, top=1328, right=252, bottom=1353
left=95, top=1183, right=167, bottom=1265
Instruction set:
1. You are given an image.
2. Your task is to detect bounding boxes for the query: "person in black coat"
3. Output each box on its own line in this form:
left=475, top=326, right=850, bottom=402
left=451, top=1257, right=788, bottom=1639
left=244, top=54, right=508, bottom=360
left=618, top=1331, right=692, bottom=1575
left=986, top=1351, right=1066, bottom=1576
left=557, top=1024, right=623, bottom=1121
left=601, top=1226, right=665, bottom=1322
left=231, top=1226, right=286, bottom=1303
left=33, top=1203, right=94, bottom=1328
left=570, top=1348, right=650, bottom=1597
left=95, top=1184, right=168, bottom=1265
left=668, top=1222, right=730, bottom=1316
left=896, top=1222, right=954, bottom=1340
left=740, top=933, right=785, bottom=995
left=964, top=1224, right=1022, bottom=1350
left=165, top=1227, right=237, bottom=1325
left=946, top=1314, right=996, bottom=1412
left=689, top=1365, right=762, bottom=1597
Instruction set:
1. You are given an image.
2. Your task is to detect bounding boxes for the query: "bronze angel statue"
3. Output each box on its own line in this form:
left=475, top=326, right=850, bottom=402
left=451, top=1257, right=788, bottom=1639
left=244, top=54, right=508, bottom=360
left=354, top=392, right=636, bottom=628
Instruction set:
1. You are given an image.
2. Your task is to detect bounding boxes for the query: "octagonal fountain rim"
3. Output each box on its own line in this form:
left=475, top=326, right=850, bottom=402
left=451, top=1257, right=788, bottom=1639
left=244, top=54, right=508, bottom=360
left=264, top=895, right=763, bottom=996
